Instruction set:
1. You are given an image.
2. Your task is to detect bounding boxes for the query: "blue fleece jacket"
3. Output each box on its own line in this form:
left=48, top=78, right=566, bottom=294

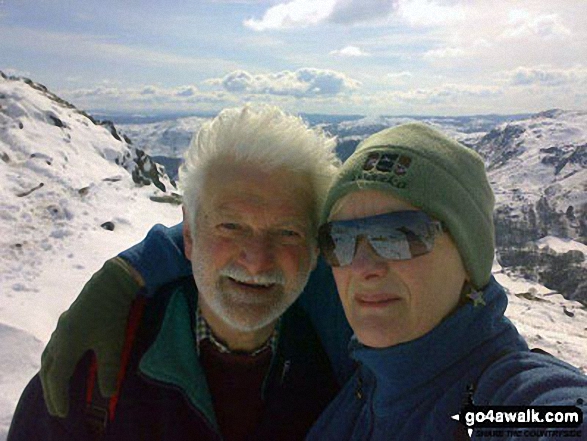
left=306, top=278, right=587, bottom=441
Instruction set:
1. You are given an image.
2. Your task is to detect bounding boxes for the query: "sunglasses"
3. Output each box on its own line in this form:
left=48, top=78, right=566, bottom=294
left=318, top=211, right=446, bottom=267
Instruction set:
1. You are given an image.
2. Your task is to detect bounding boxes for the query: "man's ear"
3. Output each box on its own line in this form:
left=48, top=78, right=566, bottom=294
left=182, top=206, right=193, bottom=261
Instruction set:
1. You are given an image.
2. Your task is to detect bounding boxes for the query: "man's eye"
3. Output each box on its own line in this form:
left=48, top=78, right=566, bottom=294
left=278, top=229, right=301, bottom=238
left=219, top=223, right=241, bottom=231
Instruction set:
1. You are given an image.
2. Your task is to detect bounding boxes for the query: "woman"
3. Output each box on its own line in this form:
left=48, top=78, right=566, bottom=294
left=307, top=122, right=587, bottom=440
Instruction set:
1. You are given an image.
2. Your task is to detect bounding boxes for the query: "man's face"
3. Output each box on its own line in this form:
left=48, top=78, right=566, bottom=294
left=183, top=161, right=318, bottom=338
left=330, top=189, right=467, bottom=348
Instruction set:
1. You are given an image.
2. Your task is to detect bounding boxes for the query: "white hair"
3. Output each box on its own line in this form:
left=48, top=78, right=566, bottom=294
left=179, top=105, right=340, bottom=235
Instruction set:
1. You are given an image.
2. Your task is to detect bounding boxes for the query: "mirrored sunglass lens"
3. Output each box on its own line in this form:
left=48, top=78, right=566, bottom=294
left=369, top=232, right=433, bottom=260
left=369, top=235, right=413, bottom=260
left=330, top=234, right=356, bottom=266
left=319, top=211, right=439, bottom=266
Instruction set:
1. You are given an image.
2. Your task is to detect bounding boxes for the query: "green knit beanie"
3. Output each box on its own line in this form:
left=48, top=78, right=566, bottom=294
left=322, top=122, right=495, bottom=289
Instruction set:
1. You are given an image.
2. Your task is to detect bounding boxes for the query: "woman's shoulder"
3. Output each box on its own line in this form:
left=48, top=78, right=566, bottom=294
left=475, top=349, right=587, bottom=406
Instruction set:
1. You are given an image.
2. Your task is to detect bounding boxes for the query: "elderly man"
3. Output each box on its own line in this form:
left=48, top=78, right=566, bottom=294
left=8, top=106, right=343, bottom=441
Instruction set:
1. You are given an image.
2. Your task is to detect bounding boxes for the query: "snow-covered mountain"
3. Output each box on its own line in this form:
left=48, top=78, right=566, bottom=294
left=118, top=116, right=207, bottom=158
left=0, top=73, right=183, bottom=439
left=476, top=110, right=587, bottom=304
left=0, top=74, right=585, bottom=440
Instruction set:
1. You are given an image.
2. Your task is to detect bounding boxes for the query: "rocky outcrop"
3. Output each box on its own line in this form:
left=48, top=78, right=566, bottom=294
left=476, top=124, right=526, bottom=170
left=478, top=110, right=587, bottom=304
left=497, top=244, right=587, bottom=305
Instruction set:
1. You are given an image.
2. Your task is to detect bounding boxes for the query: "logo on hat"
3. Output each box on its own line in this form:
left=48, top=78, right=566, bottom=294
left=359, top=151, right=412, bottom=189
left=362, top=152, right=412, bottom=176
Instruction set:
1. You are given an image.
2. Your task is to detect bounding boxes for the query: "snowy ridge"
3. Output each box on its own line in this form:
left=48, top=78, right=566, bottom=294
left=479, top=110, right=587, bottom=304
left=480, top=109, right=587, bottom=227
left=0, top=72, right=183, bottom=331
left=119, top=116, right=207, bottom=157
left=0, top=74, right=184, bottom=438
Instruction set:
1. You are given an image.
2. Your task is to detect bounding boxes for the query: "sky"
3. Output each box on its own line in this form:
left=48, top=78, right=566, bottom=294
left=2, top=0, right=587, bottom=116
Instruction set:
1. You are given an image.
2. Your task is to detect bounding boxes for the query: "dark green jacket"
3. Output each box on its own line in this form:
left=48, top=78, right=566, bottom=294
left=9, top=277, right=339, bottom=441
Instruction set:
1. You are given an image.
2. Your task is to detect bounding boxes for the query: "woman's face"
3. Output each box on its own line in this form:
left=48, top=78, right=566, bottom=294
left=329, top=190, right=468, bottom=348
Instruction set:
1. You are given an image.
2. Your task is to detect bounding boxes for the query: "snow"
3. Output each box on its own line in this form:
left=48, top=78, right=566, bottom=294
left=497, top=271, right=587, bottom=374
left=0, top=76, right=585, bottom=439
left=536, top=236, right=587, bottom=256
left=482, top=111, right=587, bottom=215
left=118, top=116, right=207, bottom=157
left=0, top=75, right=183, bottom=439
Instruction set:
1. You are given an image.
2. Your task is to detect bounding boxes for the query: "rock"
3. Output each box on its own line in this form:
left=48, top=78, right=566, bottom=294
left=149, top=193, right=183, bottom=205
left=78, top=187, right=90, bottom=196
left=100, top=221, right=115, bottom=231
left=16, top=183, right=44, bottom=197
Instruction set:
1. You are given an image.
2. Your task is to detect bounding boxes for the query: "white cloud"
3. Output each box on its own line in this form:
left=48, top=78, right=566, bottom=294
left=244, top=0, right=337, bottom=31
left=329, top=45, right=371, bottom=57
left=244, top=0, right=399, bottom=30
left=505, top=66, right=587, bottom=87
left=386, top=71, right=413, bottom=83
left=387, top=83, right=502, bottom=104
left=210, top=68, right=360, bottom=97
left=63, top=84, right=231, bottom=112
left=396, top=0, right=465, bottom=27
left=502, top=11, right=571, bottom=40
left=423, top=47, right=465, bottom=60
left=175, top=86, right=199, bottom=97
left=2, top=68, right=32, bottom=78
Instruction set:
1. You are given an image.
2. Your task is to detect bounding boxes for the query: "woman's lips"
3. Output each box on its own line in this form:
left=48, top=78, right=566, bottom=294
left=355, top=294, right=401, bottom=308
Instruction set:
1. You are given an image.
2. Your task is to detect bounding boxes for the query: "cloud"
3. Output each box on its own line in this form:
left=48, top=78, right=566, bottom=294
left=386, top=83, right=502, bottom=105
left=329, top=45, right=371, bottom=57
left=243, top=0, right=337, bottom=31
left=505, top=66, right=587, bottom=87
left=423, top=47, right=465, bottom=60
left=386, top=71, right=413, bottom=83
left=2, top=68, right=32, bottom=78
left=396, top=0, right=465, bottom=27
left=210, top=68, right=360, bottom=97
left=63, top=84, right=231, bottom=111
left=328, top=0, right=397, bottom=25
left=175, top=86, right=199, bottom=97
left=502, top=11, right=571, bottom=40
left=243, top=0, right=468, bottom=30
left=244, top=0, right=400, bottom=30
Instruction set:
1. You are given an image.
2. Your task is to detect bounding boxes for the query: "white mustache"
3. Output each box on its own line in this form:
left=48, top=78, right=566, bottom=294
left=219, top=265, right=286, bottom=286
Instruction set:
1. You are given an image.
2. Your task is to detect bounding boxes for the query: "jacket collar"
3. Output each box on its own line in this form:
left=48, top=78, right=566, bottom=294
left=350, top=277, right=528, bottom=408
left=138, top=286, right=219, bottom=430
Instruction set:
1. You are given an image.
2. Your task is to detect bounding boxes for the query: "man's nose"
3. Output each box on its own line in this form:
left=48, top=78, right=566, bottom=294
left=350, top=237, right=389, bottom=280
left=237, top=235, right=276, bottom=275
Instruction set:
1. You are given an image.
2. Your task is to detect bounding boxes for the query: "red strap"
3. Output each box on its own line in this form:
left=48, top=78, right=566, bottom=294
left=108, top=296, right=147, bottom=420
left=85, top=353, right=99, bottom=404
left=84, top=296, right=147, bottom=422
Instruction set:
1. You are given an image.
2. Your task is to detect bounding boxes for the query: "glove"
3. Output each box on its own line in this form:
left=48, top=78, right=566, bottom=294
left=39, top=257, right=143, bottom=417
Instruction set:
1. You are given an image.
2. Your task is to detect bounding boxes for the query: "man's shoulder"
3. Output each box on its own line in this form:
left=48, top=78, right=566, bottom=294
left=142, top=277, right=197, bottom=320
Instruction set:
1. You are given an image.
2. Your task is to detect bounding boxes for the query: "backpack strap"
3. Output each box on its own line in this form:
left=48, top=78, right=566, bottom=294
left=84, top=296, right=147, bottom=439
left=530, top=347, right=552, bottom=357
